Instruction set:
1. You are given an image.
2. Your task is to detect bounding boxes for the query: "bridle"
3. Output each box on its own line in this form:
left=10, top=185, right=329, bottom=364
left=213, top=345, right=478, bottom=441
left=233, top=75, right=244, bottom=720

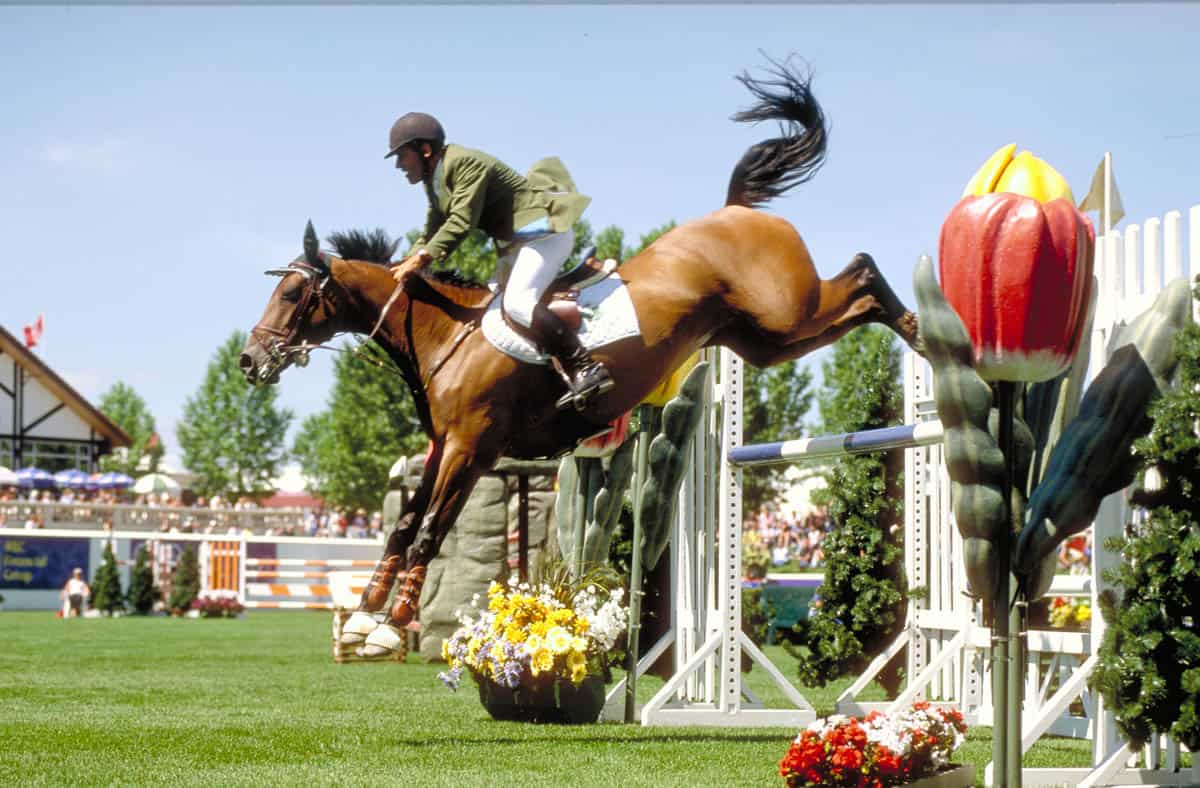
left=249, top=251, right=470, bottom=391
left=249, top=258, right=329, bottom=383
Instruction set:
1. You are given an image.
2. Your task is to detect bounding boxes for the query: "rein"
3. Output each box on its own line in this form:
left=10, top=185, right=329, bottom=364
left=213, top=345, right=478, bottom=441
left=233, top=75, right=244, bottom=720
left=258, top=261, right=478, bottom=388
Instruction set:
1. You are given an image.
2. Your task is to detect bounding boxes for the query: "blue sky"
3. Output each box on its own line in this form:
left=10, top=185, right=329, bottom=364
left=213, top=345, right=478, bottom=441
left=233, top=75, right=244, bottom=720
left=3, top=4, right=1198, bottom=472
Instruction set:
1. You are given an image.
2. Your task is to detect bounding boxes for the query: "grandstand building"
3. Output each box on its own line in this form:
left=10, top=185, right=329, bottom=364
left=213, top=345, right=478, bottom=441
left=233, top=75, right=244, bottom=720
left=0, top=324, right=130, bottom=472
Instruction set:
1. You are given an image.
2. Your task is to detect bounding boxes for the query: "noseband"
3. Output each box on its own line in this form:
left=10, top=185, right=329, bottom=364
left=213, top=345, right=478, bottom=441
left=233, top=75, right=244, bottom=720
left=251, top=259, right=329, bottom=378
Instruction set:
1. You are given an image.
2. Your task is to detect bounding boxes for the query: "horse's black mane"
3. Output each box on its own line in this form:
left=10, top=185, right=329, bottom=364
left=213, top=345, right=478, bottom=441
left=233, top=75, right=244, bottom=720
left=325, top=228, right=489, bottom=291
left=425, top=268, right=488, bottom=290
left=326, top=228, right=399, bottom=264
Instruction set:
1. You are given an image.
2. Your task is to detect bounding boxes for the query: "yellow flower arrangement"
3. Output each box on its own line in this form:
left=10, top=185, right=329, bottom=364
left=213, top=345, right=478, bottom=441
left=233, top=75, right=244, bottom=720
left=439, top=575, right=628, bottom=693
left=1049, top=596, right=1092, bottom=629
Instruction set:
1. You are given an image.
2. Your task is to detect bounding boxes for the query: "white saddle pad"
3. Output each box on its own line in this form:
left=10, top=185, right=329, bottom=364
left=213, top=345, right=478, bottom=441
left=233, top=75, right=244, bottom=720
left=481, top=274, right=641, bottom=364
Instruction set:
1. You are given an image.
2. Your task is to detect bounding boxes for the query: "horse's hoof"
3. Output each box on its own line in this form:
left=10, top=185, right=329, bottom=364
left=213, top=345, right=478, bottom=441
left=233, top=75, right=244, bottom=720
left=339, top=610, right=380, bottom=645
left=359, top=623, right=404, bottom=657
left=901, top=312, right=926, bottom=357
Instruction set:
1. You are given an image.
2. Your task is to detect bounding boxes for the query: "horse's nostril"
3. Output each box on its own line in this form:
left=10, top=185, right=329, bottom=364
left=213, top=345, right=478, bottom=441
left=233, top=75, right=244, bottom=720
left=239, top=353, right=253, bottom=370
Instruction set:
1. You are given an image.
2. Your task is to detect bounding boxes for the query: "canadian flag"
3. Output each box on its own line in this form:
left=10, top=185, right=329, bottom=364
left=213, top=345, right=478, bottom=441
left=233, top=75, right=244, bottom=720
left=23, top=314, right=44, bottom=349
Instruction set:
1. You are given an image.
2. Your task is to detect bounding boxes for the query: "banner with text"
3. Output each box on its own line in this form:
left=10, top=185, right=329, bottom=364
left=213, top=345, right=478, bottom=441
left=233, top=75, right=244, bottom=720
left=1, top=537, right=90, bottom=589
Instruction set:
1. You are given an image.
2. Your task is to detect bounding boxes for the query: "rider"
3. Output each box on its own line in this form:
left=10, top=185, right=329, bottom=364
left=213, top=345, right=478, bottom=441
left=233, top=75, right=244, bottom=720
left=385, top=111, right=614, bottom=408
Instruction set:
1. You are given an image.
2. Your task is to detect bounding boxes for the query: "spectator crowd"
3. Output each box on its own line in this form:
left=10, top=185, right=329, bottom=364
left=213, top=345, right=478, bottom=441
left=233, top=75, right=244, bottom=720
left=744, top=504, right=832, bottom=570
left=742, top=502, right=1093, bottom=575
left=0, top=485, right=384, bottom=540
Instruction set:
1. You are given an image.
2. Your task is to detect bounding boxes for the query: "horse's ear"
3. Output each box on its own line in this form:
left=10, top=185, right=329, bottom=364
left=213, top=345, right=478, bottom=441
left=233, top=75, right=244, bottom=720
left=303, top=220, right=324, bottom=270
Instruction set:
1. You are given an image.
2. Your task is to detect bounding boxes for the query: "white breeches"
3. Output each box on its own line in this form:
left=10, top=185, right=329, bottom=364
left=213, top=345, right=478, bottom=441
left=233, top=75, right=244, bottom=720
left=498, top=229, right=575, bottom=328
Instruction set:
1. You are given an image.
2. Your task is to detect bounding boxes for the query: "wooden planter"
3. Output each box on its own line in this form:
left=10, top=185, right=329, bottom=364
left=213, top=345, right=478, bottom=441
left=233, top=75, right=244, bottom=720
left=476, top=675, right=606, bottom=724
left=330, top=608, right=407, bottom=664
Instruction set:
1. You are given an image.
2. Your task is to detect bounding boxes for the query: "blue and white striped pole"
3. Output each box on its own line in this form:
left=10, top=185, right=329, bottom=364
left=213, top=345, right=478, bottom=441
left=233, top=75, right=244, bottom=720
left=728, top=420, right=944, bottom=467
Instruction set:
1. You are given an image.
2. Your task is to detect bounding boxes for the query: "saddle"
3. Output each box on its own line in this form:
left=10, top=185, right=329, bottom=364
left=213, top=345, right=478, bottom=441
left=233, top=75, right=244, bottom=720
left=501, top=253, right=619, bottom=334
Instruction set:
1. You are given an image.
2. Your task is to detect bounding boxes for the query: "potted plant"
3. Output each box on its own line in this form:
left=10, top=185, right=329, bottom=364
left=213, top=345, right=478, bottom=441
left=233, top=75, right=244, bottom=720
left=779, top=702, right=971, bottom=787
left=439, top=567, right=628, bottom=724
left=189, top=590, right=245, bottom=618
left=1047, top=596, right=1091, bottom=631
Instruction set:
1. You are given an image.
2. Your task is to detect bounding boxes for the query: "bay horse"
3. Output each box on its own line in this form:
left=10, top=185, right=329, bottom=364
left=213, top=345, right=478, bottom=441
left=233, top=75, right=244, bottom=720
left=241, top=61, right=921, bottom=655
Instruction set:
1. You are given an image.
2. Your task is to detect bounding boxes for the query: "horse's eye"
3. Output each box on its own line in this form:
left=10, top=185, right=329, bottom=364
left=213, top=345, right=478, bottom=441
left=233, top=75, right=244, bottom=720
left=281, top=285, right=302, bottom=303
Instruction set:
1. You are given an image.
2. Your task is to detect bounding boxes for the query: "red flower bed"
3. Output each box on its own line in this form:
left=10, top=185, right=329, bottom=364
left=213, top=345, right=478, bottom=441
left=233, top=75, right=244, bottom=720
left=780, top=702, right=967, bottom=787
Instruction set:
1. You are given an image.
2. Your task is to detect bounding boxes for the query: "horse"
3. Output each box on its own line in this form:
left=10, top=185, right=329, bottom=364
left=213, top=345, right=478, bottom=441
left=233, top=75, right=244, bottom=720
left=240, top=61, right=921, bottom=655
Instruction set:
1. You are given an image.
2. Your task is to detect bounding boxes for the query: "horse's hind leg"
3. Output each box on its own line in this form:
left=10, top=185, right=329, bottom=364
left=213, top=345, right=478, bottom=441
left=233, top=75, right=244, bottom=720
left=850, top=252, right=921, bottom=352
left=813, top=252, right=919, bottom=350
left=727, top=252, right=920, bottom=367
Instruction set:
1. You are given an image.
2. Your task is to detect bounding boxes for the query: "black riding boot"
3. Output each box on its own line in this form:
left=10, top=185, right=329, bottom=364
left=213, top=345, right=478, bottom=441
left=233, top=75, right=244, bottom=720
left=528, top=304, right=614, bottom=410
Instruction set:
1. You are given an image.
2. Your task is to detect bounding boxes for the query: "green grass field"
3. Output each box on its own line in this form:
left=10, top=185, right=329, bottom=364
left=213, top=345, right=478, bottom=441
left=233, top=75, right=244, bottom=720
left=0, top=611, right=1093, bottom=787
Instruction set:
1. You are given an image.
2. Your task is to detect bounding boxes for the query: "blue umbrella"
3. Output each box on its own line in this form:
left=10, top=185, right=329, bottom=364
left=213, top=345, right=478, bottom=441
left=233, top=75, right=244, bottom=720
left=53, top=469, right=91, bottom=488
left=16, top=467, right=54, bottom=488
left=95, top=471, right=134, bottom=489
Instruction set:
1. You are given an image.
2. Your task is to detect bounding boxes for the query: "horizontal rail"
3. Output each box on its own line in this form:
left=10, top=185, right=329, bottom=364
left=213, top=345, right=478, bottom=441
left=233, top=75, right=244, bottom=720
left=246, top=582, right=331, bottom=598
left=243, top=601, right=333, bottom=610
left=245, top=570, right=340, bottom=580
left=728, top=420, right=944, bottom=467
left=0, top=527, right=383, bottom=547
left=245, top=558, right=376, bottom=567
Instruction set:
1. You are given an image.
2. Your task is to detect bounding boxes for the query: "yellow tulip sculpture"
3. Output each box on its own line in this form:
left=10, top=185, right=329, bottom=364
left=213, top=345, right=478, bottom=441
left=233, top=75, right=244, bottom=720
left=961, top=143, right=1075, bottom=205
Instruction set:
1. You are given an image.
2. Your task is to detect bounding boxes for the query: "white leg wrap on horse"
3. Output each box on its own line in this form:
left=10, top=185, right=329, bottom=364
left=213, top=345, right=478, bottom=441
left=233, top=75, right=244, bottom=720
left=338, top=610, right=380, bottom=645
left=359, top=622, right=404, bottom=657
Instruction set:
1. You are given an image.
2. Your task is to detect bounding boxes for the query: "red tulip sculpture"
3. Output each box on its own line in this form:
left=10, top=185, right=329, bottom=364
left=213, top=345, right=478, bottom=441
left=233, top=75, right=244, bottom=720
left=939, top=145, right=1095, bottom=382
left=919, top=144, right=1096, bottom=607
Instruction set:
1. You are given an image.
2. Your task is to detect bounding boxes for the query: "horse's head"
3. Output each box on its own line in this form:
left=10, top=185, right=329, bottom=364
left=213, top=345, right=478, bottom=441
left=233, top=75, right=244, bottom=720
left=240, top=221, right=340, bottom=385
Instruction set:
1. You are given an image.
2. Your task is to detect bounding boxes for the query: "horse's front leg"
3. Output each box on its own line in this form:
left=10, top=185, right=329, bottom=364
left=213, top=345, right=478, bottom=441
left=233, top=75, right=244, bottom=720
left=338, top=512, right=417, bottom=645
left=340, top=446, right=440, bottom=646
left=361, top=439, right=493, bottom=656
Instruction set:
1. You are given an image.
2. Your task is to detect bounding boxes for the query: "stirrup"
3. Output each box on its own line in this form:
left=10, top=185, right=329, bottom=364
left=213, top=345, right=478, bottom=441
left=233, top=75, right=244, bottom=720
left=555, top=366, right=615, bottom=412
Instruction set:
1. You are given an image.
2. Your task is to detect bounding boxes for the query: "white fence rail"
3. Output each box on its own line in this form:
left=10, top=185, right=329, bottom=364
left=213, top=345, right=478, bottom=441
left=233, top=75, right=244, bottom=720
left=0, top=499, right=308, bottom=533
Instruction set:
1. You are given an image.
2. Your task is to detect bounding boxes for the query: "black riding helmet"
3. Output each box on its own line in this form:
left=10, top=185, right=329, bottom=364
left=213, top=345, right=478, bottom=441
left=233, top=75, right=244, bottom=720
left=385, top=112, right=446, bottom=159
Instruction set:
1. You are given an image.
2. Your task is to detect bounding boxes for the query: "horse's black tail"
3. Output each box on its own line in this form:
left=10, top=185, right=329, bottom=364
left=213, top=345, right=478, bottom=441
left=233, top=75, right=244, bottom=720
left=725, top=57, right=828, bottom=209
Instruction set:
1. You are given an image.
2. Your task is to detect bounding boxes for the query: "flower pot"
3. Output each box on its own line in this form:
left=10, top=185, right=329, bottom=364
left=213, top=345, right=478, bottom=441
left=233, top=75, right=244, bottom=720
left=476, top=675, right=605, bottom=724
left=904, top=764, right=975, bottom=788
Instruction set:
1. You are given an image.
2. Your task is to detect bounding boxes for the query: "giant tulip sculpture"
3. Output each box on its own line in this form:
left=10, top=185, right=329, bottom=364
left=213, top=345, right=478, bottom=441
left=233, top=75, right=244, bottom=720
left=924, top=144, right=1096, bottom=606
left=941, top=145, right=1095, bottom=383
left=922, top=144, right=1193, bottom=786
left=924, top=143, right=1196, bottom=599
left=922, top=145, right=1098, bottom=788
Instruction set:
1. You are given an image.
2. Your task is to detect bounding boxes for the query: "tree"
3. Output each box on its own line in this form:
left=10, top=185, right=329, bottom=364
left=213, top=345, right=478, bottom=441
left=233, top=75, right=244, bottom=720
left=97, top=382, right=163, bottom=475
left=177, top=331, right=294, bottom=499
left=168, top=545, right=200, bottom=613
left=785, top=325, right=906, bottom=690
left=593, top=225, right=628, bottom=262
left=292, top=340, right=427, bottom=511
left=407, top=219, right=599, bottom=285
left=633, top=221, right=676, bottom=255
left=1093, top=310, right=1200, bottom=749
left=569, top=219, right=594, bottom=266
left=90, top=542, right=124, bottom=615
left=127, top=544, right=158, bottom=615
left=742, top=362, right=815, bottom=515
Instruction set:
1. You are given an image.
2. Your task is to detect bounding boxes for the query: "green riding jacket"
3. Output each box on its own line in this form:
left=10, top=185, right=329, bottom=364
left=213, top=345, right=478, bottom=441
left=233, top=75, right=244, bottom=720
left=416, top=143, right=591, bottom=263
